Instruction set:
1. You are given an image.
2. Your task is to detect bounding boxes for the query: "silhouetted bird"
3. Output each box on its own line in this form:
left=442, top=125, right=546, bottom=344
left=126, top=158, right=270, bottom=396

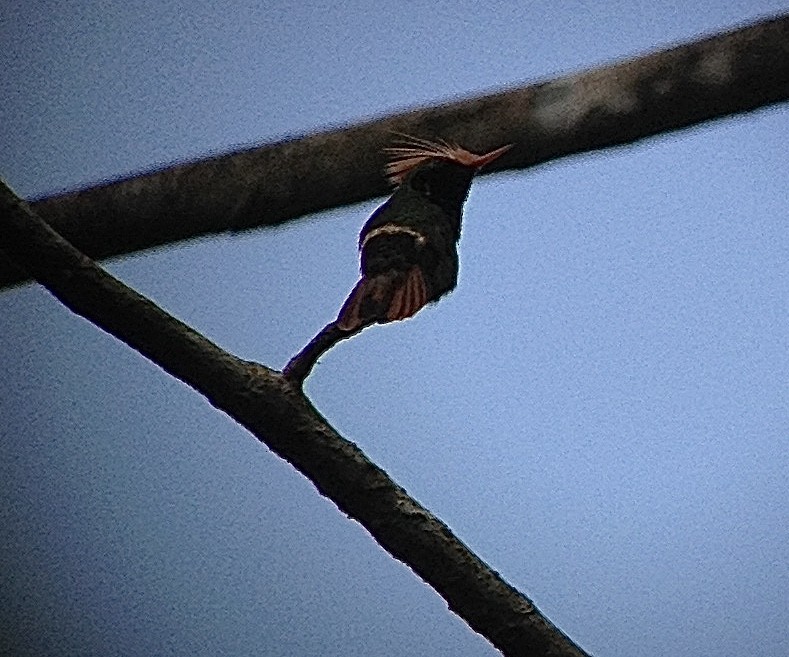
left=284, top=135, right=511, bottom=383
left=336, top=136, right=511, bottom=329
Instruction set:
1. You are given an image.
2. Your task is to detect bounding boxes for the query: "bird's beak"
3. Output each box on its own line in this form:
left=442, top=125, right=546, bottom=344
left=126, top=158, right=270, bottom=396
left=469, top=143, right=513, bottom=169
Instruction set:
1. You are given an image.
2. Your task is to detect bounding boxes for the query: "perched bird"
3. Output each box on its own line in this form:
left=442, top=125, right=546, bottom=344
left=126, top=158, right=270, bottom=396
left=338, top=135, right=512, bottom=329
left=284, top=135, right=511, bottom=383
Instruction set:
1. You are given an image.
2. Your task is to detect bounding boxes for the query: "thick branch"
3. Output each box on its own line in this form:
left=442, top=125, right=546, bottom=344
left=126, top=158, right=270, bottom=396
left=0, top=181, right=591, bottom=656
left=2, top=14, right=787, bottom=290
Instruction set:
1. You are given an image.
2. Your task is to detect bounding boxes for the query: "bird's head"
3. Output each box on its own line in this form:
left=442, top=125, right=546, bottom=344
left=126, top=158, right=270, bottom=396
left=383, top=135, right=511, bottom=211
left=384, top=135, right=511, bottom=186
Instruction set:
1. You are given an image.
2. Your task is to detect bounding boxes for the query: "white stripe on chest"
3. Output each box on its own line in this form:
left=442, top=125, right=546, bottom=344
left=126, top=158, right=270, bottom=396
left=360, top=224, right=428, bottom=251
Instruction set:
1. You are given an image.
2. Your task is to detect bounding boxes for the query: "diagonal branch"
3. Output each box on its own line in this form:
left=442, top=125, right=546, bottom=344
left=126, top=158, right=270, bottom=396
left=1, top=180, right=592, bottom=656
left=2, top=13, right=788, bottom=290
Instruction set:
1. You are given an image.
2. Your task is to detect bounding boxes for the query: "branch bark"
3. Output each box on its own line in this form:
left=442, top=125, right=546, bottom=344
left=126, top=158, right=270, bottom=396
left=2, top=13, right=787, bottom=290
left=1, top=180, right=592, bottom=655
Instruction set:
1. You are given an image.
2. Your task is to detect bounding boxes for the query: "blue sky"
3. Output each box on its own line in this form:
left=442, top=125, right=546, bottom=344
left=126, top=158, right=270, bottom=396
left=1, top=2, right=787, bottom=656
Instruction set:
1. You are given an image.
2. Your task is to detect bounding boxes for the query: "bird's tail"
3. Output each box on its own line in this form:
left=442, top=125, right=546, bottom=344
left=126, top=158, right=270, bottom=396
left=337, top=267, right=427, bottom=331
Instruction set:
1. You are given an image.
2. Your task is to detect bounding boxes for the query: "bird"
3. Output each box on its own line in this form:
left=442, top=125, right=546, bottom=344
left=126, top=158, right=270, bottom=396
left=338, top=135, right=512, bottom=329
left=283, top=134, right=511, bottom=383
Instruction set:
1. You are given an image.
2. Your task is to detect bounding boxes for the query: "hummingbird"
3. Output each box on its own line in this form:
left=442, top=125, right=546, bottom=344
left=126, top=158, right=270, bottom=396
left=283, top=135, right=512, bottom=383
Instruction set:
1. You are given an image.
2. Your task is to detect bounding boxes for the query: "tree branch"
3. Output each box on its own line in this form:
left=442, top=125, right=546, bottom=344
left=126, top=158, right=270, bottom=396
left=282, top=320, right=358, bottom=384
left=1, top=180, right=591, bottom=656
left=2, top=14, right=787, bottom=290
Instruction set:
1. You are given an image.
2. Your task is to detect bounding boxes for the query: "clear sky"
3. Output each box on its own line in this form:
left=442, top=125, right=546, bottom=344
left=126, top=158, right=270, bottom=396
left=1, top=2, right=787, bottom=656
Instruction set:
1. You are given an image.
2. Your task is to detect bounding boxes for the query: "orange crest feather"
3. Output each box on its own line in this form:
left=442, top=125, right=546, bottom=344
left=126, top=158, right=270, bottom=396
left=383, top=134, right=509, bottom=186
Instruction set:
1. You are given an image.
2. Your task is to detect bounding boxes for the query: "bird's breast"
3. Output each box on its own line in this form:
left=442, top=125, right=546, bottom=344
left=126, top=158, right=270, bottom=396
left=360, top=223, right=430, bottom=276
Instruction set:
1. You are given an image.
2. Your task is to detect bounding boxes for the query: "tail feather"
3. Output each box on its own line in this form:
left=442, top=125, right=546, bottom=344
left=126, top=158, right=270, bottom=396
left=336, top=278, right=370, bottom=331
left=387, top=266, right=427, bottom=321
left=337, top=267, right=428, bottom=331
